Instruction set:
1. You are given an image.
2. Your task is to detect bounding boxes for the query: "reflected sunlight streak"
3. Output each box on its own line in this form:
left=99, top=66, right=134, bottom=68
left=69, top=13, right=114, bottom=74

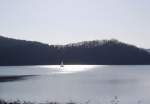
left=40, top=65, right=98, bottom=74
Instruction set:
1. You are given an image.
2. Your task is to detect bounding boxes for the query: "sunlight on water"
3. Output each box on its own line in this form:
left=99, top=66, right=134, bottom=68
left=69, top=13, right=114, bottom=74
left=40, top=65, right=97, bottom=74
left=58, top=65, right=96, bottom=74
left=0, top=65, right=102, bottom=76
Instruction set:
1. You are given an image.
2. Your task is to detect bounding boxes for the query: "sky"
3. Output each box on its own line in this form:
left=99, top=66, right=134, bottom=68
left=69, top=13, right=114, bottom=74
left=0, top=0, right=150, bottom=48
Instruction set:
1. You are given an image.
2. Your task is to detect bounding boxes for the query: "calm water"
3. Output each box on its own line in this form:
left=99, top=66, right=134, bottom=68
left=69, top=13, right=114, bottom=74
left=0, top=65, right=150, bottom=104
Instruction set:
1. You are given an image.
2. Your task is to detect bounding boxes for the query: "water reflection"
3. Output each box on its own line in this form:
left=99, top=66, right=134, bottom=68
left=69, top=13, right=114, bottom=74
left=53, top=65, right=96, bottom=74
left=38, top=65, right=98, bottom=74
left=0, top=75, right=37, bottom=82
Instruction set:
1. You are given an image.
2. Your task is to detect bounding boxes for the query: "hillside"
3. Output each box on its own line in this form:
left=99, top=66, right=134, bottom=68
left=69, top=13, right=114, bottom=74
left=0, top=36, right=150, bottom=65
left=0, top=36, right=59, bottom=65
left=146, top=49, right=150, bottom=53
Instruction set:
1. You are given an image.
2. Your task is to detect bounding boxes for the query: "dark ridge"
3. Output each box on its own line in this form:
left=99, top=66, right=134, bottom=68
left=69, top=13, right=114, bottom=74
left=0, top=35, right=150, bottom=65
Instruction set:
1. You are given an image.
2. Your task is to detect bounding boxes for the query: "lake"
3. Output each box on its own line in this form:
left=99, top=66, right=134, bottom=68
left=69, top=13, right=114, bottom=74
left=0, top=65, right=150, bottom=104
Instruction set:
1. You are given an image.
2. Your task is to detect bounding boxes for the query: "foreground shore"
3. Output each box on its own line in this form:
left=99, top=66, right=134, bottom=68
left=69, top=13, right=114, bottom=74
left=0, top=99, right=78, bottom=104
left=0, top=97, right=142, bottom=104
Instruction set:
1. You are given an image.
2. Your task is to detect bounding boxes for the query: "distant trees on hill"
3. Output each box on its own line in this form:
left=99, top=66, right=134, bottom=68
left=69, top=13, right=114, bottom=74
left=60, top=39, right=150, bottom=65
left=0, top=36, right=150, bottom=65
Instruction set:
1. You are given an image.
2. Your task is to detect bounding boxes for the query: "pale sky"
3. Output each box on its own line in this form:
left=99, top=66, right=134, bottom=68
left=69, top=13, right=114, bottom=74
left=0, top=0, right=150, bottom=48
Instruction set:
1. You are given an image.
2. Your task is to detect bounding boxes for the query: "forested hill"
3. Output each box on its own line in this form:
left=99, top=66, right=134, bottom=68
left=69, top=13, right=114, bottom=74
left=0, top=36, right=150, bottom=65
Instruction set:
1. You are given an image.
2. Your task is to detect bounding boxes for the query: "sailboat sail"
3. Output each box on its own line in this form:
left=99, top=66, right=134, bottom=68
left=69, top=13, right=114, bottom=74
left=60, top=61, right=64, bottom=67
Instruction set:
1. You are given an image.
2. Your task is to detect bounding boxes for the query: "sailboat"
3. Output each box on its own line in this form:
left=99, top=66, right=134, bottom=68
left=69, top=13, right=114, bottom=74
left=60, top=60, right=64, bottom=67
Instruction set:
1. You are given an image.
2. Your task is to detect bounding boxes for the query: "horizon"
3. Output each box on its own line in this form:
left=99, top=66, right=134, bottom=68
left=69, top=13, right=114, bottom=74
left=0, top=0, right=150, bottom=48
